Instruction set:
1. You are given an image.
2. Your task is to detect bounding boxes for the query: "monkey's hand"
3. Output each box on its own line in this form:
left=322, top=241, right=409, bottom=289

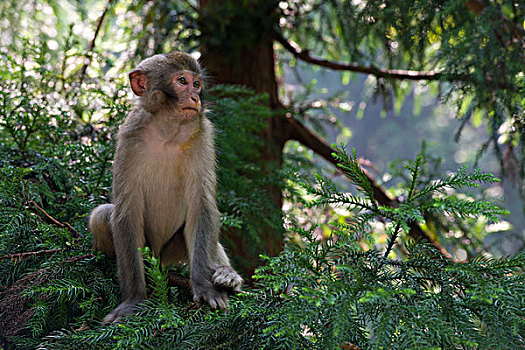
left=102, top=301, right=141, bottom=325
left=193, top=281, right=230, bottom=309
left=212, top=266, right=243, bottom=292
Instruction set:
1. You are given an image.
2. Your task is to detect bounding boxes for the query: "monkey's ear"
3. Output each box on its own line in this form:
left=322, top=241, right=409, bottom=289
left=129, top=70, right=147, bottom=96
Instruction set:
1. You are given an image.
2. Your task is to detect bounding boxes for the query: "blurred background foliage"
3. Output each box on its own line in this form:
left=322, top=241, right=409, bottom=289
left=0, top=0, right=524, bottom=348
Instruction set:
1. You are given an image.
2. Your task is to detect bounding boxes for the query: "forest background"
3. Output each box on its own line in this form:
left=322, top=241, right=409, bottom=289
left=0, top=0, right=524, bottom=349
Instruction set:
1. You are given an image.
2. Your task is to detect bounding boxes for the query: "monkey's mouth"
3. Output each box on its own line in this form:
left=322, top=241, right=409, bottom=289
left=181, top=107, right=199, bottom=114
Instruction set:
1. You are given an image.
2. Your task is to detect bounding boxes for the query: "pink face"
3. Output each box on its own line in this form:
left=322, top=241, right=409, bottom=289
left=129, top=67, right=203, bottom=119
left=174, top=70, right=202, bottom=118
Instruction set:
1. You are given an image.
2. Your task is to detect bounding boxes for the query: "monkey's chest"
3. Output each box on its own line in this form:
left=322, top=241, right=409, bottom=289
left=139, top=125, right=199, bottom=236
left=140, top=150, right=190, bottom=241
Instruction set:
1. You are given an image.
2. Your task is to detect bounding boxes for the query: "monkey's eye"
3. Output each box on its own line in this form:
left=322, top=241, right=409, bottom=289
left=193, top=81, right=201, bottom=89
left=177, top=77, right=187, bottom=85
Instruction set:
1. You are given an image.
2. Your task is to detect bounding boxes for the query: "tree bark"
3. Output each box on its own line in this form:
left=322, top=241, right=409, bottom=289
left=199, top=0, right=286, bottom=278
left=197, top=0, right=452, bottom=275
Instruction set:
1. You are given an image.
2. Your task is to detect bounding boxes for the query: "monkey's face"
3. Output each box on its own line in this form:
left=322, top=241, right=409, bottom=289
left=172, top=70, right=202, bottom=119
left=129, top=53, right=204, bottom=117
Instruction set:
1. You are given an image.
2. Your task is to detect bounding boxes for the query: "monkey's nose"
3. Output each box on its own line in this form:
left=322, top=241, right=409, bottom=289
left=191, top=95, right=198, bottom=103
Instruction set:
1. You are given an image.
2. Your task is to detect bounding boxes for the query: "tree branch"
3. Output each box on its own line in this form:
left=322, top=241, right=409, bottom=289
left=65, top=254, right=95, bottom=263
left=0, top=250, right=94, bottom=262
left=79, top=0, right=113, bottom=84
left=0, top=249, right=63, bottom=261
left=273, top=32, right=444, bottom=81
left=26, top=201, right=80, bottom=238
left=284, top=115, right=454, bottom=259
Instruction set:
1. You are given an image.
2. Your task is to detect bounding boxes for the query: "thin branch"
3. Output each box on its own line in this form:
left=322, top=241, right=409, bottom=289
left=26, top=201, right=80, bottom=238
left=0, top=249, right=63, bottom=261
left=273, top=31, right=444, bottom=81
left=66, top=254, right=95, bottom=263
left=79, top=0, right=113, bottom=84
left=283, top=115, right=454, bottom=260
left=184, top=0, right=200, bottom=13
left=0, top=250, right=95, bottom=262
left=384, top=223, right=402, bottom=258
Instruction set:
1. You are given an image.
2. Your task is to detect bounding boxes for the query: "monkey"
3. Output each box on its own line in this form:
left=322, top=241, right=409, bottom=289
left=89, top=52, right=243, bottom=324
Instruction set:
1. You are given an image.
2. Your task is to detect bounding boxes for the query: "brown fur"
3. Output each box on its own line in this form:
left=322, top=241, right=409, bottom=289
left=89, top=52, right=242, bottom=324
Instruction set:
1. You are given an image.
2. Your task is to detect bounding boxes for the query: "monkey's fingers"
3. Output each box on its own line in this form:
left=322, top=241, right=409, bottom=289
left=193, top=288, right=229, bottom=310
left=212, top=266, right=243, bottom=292
left=102, top=313, right=120, bottom=325
left=102, top=302, right=140, bottom=325
left=215, top=293, right=229, bottom=309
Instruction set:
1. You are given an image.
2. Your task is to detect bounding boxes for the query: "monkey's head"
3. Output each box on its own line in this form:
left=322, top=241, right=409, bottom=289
left=129, top=52, right=203, bottom=118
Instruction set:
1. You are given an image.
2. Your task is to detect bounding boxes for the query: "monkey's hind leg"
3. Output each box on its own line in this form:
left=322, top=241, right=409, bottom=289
left=89, top=204, right=116, bottom=258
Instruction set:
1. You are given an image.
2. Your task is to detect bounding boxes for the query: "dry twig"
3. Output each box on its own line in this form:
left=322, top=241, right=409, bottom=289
left=0, top=249, right=63, bottom=261
left=26, top=200, right=80, bottom=238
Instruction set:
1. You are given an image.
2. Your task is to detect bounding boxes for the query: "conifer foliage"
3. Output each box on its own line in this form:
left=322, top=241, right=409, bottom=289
left=1, top=0, right=524, bottom=347
left=0, top=48, right=523, bottom=348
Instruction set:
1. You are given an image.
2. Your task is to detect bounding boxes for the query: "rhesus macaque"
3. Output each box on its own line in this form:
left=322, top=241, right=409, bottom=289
left=89, top=52, right=243, bottom=324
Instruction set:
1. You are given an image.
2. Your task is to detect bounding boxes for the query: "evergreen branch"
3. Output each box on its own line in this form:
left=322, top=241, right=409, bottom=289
left=332, top=145, right=376, bottom=202
left=26, top=200, right=80, bottom=238
left=306, top=192, right=377, bottom=213
left=410, top=168, right=500, bottom=202
left=406, top=156, right=423, bottom=201
left=304, top=174, right=376, bottom=212
left=273, top=31, right=445, bottom=81
left=284, top=115, right=396, bottom=207
left=384, top=223, right=402, bottom=258
left=381, top=205, right=425, bottom=225
left=429, top=196, right=508, bottom=222
left=283, top=114, right=453, bottom=259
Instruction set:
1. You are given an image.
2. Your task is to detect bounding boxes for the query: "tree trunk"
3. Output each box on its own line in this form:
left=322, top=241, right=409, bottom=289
left=198, top=0, right=286, bottom=278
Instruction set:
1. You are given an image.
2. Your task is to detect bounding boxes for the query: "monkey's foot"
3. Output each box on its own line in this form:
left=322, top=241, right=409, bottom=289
left=193, top=282, right=229, bottom=309
left=212, top=266, right=243, bottom=292
left=102, top=301, right=140, bottom=325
